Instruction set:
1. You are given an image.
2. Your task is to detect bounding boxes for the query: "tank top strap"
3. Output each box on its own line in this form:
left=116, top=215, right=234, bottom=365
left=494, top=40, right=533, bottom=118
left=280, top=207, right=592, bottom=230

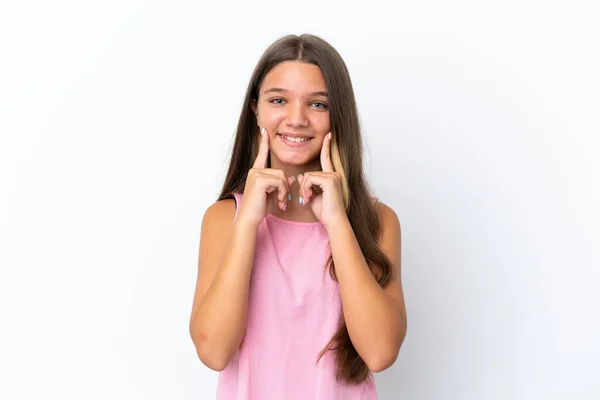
left=231, top=192, right=243, bottom=222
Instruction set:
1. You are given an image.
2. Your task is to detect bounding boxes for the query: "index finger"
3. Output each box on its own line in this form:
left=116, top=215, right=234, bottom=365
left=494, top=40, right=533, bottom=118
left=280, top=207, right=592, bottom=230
left=253, top=127, right=270, bottom=169
left=320, top=131, right=334, bottom=172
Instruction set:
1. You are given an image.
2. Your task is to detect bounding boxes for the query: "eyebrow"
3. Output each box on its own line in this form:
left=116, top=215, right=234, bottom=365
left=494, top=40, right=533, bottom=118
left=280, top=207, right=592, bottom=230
left=262, top=87, right=328, bottom=97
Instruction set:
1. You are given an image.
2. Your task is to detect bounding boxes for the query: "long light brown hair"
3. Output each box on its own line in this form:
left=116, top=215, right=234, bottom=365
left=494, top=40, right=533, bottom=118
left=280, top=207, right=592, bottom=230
left=217, top=34, right=393, bottom=384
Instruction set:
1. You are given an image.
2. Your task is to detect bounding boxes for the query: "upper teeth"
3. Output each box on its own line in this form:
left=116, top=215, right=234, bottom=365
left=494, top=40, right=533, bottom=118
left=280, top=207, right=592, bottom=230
left=282, top=135, right=309, bottom=142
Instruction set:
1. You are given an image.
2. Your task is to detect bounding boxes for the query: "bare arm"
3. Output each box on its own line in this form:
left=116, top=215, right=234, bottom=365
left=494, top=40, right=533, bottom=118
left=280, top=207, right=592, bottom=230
left=326, top=201, right=407, bottom=372
left=189, top=199, right=259, bottom=371
left=190, top=129, right=293, bottom=371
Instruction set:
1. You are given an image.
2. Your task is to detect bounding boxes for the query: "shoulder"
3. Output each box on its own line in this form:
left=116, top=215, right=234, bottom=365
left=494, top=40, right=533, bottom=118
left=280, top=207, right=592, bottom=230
left=202, top=198, right=236, bottom=230
left=374, top=200, right=401, bottom=235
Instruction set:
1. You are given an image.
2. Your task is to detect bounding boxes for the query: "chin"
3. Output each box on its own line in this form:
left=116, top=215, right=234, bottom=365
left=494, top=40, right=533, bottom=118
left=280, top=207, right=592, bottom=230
left=271, top=149, right=317, bottom=166
left=275, top=154, right=312, bottom=165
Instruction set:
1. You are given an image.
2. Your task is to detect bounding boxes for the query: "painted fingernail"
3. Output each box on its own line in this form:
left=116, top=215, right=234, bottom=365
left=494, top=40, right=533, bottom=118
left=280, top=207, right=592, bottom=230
left=297, top=173, right=303, bottom=181
left=299, top=196, right=304, bottom=205
left=283, top=203, right=287, bottom=211
left=288, top=193, right=292, bottom=201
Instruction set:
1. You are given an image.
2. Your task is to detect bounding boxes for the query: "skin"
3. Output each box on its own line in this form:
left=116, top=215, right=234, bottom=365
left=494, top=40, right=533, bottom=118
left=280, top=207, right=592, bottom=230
left=189, top=61, right=407, bottom=373
left=251, top=61, right=332, bottom=222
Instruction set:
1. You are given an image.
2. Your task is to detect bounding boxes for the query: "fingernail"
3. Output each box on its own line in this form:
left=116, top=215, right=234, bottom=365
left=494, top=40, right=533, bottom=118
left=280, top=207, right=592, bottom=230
left=288, top=193, right=292, bottom=201
left=328, top=132, right=332, bottom=140
left=283, top=203, right=287, bottom=211
left=299, top=196, right=304, bottom=205
left=297, top=173, right=303, bottom=181
left=261, top=127, right=265, bottom=135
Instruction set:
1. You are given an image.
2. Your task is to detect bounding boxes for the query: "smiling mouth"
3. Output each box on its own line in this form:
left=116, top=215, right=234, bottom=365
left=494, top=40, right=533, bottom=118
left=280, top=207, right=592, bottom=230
left=278, top=134, right=313, bottom=143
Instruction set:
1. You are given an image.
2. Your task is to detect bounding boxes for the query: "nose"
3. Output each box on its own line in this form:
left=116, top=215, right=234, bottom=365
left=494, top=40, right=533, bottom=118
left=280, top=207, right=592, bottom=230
left=285, top=101, right=309, bottom=128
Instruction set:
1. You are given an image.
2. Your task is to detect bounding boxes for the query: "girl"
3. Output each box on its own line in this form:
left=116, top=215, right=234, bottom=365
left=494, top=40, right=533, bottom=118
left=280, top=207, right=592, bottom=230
left=189, top=34, right=407, bottom=399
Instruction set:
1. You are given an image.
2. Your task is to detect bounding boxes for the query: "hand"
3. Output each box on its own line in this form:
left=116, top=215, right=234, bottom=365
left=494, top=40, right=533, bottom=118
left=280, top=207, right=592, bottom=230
left=297, top=132, right=347, bottom=229
left=236, top=128, right=295, bottom=228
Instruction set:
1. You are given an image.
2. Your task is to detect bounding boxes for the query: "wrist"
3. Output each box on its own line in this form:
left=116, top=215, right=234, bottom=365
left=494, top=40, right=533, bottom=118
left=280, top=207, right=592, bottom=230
left=233, top=215, right=261, bottom=234
left=323, top=213, right=350, bottom=234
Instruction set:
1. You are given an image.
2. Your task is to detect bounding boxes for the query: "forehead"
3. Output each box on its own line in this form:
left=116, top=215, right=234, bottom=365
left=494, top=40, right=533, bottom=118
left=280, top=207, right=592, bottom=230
left=261, top=61, right=327, bottom=95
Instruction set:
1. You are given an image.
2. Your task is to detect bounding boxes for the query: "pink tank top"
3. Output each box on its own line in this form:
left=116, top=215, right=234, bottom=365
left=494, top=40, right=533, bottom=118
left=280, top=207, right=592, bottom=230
left=216, top=192, right=377, bottom=400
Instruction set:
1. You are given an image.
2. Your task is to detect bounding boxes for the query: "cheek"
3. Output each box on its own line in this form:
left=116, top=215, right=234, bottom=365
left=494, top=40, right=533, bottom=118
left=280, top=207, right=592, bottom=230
left=313, top=113, right=330, bottom=132
left=258, top=107, right=286, bottom=126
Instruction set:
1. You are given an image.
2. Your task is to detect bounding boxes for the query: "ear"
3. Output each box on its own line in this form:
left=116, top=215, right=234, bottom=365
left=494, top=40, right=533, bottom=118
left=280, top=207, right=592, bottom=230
left=251, top=99, right=259, bottom=124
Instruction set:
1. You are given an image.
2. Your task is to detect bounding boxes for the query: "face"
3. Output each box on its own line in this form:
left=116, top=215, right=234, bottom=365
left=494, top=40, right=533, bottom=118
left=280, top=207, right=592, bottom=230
left=252, top=61, right=330, bottom=167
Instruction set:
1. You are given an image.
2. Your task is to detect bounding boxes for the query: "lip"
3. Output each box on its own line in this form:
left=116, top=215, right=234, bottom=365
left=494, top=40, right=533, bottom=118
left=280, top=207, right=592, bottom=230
left=277, top=132, right=313, bottom=139
left=277, top=133, right=313, bottom=147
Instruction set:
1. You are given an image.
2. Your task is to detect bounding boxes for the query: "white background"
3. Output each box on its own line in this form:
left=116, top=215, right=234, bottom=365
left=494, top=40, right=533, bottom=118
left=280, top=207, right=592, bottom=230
left=1, top=1, right=599, bottom=399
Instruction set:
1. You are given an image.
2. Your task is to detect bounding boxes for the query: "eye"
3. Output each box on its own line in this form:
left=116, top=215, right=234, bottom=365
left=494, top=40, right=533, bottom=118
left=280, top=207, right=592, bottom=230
left=269, top=98, right=286, bottom=105
left=311, top=102, right=328, bottom=109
